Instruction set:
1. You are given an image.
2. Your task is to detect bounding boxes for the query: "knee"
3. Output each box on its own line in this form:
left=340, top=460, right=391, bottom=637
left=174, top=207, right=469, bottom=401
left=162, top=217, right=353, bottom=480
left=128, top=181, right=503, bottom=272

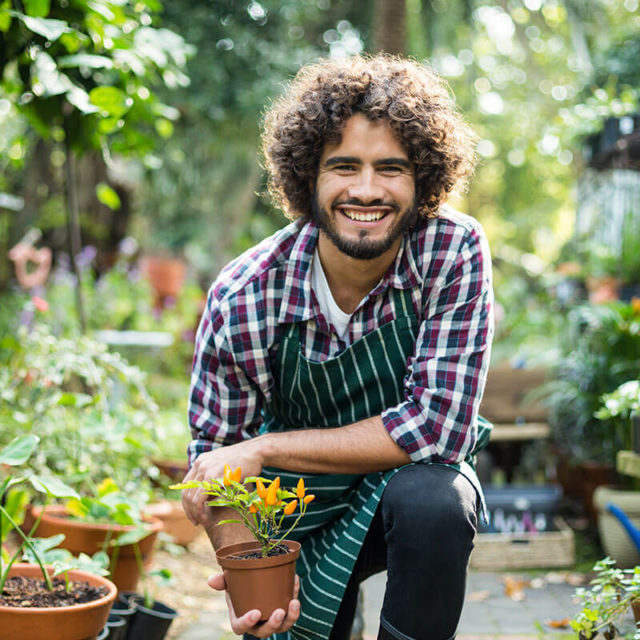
left=381, top=464, right=477, bottom=542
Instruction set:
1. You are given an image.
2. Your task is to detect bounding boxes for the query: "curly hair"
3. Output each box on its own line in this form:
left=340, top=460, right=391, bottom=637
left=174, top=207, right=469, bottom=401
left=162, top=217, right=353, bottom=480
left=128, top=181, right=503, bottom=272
left=262, top=54, right=478, bottom=220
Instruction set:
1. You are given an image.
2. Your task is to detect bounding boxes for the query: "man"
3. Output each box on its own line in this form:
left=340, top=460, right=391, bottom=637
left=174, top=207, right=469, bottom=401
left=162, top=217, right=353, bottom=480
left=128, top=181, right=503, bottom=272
left=182, top=54, right=494, bottom=640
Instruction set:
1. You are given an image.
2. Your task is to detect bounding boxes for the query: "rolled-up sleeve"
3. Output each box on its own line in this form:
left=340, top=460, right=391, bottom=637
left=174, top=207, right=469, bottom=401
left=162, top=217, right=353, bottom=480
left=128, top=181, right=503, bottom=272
left=187, top=288, right=265, bottom=465
left=381, top=225, right=493, bottom=463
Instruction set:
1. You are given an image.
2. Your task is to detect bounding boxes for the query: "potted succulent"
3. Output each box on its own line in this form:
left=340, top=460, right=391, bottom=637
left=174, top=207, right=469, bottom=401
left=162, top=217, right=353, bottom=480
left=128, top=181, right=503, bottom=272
left=172, top=465, right=315, bottom=620
left=593, top=379, right=640, bottom=567
left=0, top=435, right=117, bottom=640
left=571, top=557, right=640, bottom=639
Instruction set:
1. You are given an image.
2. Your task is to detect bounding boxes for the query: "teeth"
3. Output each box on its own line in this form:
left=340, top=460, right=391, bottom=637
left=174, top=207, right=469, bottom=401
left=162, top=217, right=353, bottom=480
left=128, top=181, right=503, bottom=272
left=342, top=209, right=385, bottom=222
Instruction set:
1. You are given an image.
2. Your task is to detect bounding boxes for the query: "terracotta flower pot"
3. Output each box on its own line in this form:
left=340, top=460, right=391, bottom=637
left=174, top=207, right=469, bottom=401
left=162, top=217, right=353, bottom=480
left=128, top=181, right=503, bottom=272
left=144, top=500, right=199, bottom=547
left=28, top=505, right=162, bottom=592
left=0, top=563, right=117, bottom=640
left=139, top=255, right=187, bottom=307
left=216, top=540, right=301, bottom=621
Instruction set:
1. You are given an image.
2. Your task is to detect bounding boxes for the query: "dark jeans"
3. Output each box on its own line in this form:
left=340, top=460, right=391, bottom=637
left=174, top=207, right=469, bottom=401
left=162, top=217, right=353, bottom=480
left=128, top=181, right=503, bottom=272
left=245, top=464, right=478, bottom=640
left=330, top=464, right=478, bottom=640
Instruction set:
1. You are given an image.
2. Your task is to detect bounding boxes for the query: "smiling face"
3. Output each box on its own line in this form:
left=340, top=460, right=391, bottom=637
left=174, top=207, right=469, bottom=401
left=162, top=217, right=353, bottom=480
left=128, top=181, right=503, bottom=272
left=313, top=114, right=417, bottom=261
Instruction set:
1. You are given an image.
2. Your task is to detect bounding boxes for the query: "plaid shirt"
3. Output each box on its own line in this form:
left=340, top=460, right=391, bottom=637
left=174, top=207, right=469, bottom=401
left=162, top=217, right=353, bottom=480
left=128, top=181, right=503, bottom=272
left=188, top=206, right=493, bottom=465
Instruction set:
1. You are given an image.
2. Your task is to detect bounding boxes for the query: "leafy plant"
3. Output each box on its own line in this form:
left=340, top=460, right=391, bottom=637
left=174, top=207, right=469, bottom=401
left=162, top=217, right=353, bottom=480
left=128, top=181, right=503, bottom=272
left=571, top=557, right=640, bottom=640
left=172, top=465, right=315, bottom=558
left=0, top=321, right=159, bottom=494
left=0, top=435, right=108, bottom=594
left=542, top=302, right=640, bottom=465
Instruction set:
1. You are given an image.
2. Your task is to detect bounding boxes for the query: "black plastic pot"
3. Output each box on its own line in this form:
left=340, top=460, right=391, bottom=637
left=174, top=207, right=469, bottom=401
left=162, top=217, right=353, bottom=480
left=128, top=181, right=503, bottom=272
left=126, top=600, right=178, bottom=640
left=110, top=593, right=139, bottom=639
left=96, top=627, right=109, bottom=640
left=105, top=613, right=128, bottom=640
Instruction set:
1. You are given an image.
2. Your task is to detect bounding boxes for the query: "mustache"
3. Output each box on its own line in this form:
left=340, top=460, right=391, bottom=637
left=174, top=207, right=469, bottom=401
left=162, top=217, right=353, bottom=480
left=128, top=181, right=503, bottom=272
left=332, top=198, right=399, bottom=211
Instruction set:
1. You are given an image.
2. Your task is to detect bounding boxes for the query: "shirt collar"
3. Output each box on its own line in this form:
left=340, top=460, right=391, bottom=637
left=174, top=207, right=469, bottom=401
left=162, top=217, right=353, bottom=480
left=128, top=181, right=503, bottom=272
left=277, top=219, right=318, bottom=325
left=277, top=219, right=424, bottom=325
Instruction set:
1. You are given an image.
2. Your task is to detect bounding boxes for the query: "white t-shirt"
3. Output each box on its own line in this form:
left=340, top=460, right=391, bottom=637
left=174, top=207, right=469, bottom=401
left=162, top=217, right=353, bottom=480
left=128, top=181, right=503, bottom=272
left=311, top=250, right=353, bottom=342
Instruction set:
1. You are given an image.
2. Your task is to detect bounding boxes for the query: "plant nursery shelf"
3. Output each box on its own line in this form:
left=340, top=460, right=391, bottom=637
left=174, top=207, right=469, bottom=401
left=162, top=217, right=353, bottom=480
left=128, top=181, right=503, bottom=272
left=617, top=451, right=640, bottom=479
left=489, top=422, right=550, bottom=442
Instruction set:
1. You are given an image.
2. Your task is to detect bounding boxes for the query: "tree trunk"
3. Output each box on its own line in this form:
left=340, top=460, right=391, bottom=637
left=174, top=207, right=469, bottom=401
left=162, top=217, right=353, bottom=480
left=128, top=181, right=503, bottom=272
left=373, top=0, right=407, bottom=55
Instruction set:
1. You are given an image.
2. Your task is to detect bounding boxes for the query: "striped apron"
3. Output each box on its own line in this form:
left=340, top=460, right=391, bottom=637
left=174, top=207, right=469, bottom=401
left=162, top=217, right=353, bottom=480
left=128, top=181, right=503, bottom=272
left=260, top=287, right=491, bottom=640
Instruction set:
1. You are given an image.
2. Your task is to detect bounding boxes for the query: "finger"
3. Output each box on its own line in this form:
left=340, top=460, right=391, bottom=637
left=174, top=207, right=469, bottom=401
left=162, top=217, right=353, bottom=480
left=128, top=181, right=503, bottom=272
left=293, top=574, right=300, bottom=599
left=207, top=573, right=226, bottom=591
left=231, top=609, right=262, bottom=635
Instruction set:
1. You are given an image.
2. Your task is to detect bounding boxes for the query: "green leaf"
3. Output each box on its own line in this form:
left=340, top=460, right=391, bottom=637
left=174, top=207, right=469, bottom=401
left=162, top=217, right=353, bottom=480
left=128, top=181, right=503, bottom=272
left=96, top=182, right=121, bottom=210
left=216, top=518, right=243, bottom=525
left=0, top=3, right=11, bottom=32
left=89, top=86, right=133, bottom=118
left=23, top=0, right=50, bottom=18
left=0, top=435, right=39, bottom=465
left=154, top=118, right=173, bottom=139
left=29, top=475, right=80, bottom=499
left=11, top=11, right=68, bottom=41
left=58, top=54, right=114, bottom=70
left=32, top=51, right=72, bottom=96
left=114, top=526, right=150, bottom=546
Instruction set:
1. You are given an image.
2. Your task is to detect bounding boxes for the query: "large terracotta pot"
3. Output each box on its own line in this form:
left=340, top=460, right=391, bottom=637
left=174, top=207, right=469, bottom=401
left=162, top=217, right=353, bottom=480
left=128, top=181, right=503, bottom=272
left=28, top=505, right=162, bottom=592
left=593, top=486, right=640, bottom=568
left=216, top=540, right=300, bottom=621
left=139, top=255, right=187, bottom=306
left=0, top=563, right=117, bottom=640
left=144, top=500, right=199, bottom=547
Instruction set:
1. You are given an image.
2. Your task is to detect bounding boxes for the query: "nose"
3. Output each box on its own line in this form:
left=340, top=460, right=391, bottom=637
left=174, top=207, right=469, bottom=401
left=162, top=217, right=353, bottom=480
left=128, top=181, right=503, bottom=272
left=346, top=167, right=385, bottom=203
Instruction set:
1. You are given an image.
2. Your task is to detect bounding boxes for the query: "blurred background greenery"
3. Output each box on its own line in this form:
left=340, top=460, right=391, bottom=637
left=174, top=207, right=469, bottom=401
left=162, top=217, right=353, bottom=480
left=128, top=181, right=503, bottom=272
left=1, top=0, right=639, bottom=480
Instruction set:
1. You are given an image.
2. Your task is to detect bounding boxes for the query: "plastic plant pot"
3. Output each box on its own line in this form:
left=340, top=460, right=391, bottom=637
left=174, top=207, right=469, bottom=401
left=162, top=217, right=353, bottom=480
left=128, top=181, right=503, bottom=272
left=126, top=600, right=178, bottom=640
left=105, top=613, right=128, bottom=640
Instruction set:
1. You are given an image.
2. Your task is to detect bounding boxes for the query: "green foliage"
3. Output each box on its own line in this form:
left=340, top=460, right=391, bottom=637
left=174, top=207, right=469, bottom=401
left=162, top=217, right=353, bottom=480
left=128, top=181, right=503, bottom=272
left=0, top=0, right=193, bottom=157
left=0, top=320, right=160, bottom=494
left=0, top=435, right=105, bottom=592
left=571, top=558, right=640, bottom=640
left=542, top=302, right=640, bottom=465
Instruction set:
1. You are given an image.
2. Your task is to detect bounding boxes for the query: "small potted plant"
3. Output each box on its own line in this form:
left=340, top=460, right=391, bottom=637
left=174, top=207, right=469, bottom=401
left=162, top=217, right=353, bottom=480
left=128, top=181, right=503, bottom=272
left=571, top=557, right=640, bottom=639
left=0, top=435, right=117, bottom=640
left=28, top=478, right=163, bottom=592
left=172, top=465, right=315, bottom=620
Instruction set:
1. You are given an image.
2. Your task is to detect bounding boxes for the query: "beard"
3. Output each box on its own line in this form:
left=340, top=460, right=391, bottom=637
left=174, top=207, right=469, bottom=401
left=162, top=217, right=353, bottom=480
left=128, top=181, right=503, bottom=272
left=311, top=195, right=419, bottom=260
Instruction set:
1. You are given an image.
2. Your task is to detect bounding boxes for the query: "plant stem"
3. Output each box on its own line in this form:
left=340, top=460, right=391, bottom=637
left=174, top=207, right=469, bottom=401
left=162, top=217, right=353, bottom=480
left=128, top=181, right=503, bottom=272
left=0, top=505, right=53, bottom=591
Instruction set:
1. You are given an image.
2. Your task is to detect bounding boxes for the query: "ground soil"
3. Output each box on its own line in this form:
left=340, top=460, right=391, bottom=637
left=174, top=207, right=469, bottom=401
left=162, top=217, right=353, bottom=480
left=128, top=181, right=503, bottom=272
left=0, top=575, right=108, bottom=608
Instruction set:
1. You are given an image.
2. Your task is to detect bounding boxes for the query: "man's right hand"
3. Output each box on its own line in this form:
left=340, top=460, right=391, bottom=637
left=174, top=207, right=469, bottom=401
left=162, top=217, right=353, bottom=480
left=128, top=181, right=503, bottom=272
left=180, top=438, right=265, bottom=527
left=208, top=572, right=301, bottom=637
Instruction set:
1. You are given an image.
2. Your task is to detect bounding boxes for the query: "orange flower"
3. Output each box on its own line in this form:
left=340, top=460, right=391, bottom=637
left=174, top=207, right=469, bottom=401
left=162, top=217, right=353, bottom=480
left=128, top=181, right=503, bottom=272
left=265, top=481, right=278, bottom=506
left=283, top=500, right=298, bottom=515
left=303, top=495, right=315, bottom=504
left=632, top=297, right=640, bottom=316
left=256, top=478, right=267, bottom=499
left=222, top=464, right=232, bottom=486
left=273, top=476, right=280, bottom=491
left=296, top=478, right=306, bottom=499
left=249, top=504, right=258, bottom=513
left=232, top=467, right=242, bottom=483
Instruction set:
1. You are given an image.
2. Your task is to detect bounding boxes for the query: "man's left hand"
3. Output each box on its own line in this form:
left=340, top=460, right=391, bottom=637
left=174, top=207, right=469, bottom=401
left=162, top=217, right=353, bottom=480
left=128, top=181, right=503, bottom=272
left=208, top=572, right=301, bottom=637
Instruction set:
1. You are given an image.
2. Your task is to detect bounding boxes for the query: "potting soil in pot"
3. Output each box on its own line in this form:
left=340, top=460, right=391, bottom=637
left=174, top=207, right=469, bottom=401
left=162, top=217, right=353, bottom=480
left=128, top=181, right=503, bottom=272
left=227, top=543, right=290, bottom=560
left=0, top=576, right=108, bottom=608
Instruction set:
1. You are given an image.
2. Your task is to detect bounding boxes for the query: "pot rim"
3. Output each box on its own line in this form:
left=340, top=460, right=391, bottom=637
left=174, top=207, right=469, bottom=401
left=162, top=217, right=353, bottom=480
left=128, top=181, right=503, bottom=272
left=135, top=600, right=179, bottom=619
left=216, top=539, right=301, bottom=570
left=0, top=563, right=117, bottom=614
left=30, top=504, right=163, bottom=534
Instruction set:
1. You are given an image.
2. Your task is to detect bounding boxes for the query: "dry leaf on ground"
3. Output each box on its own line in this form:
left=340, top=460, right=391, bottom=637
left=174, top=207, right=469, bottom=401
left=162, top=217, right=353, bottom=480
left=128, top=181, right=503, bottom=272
left=547, top=618, right=571, bottom=628
left=502, top=575, right=528, bottom=601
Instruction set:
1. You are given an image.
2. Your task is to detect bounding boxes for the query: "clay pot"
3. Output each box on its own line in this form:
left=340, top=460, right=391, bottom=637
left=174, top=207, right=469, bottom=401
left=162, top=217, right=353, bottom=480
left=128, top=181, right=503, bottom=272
left=216, top=540, right=300, bottom=621
left=632, top=599, right=640, bottom=623
left=0, top=563, right=117, bottom=640
left=152, top=457, right=189, bottom=483
left=139, top=256, right=187, bottom=307
left=28, top=505, right=162, bottom=592
left=144, top=500, right=199, bottom=546
left=593, top=486, right=640, bottom=568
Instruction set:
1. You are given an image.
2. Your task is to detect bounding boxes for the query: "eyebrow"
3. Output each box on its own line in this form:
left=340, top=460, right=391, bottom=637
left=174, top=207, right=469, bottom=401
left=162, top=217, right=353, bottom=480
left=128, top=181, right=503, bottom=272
left=323, top=156, right=412, bottom=169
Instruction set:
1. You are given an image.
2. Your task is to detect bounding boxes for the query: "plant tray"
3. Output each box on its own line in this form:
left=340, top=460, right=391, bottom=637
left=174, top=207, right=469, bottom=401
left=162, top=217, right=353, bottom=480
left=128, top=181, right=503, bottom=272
left=469, top=516, right=575, bottom=570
